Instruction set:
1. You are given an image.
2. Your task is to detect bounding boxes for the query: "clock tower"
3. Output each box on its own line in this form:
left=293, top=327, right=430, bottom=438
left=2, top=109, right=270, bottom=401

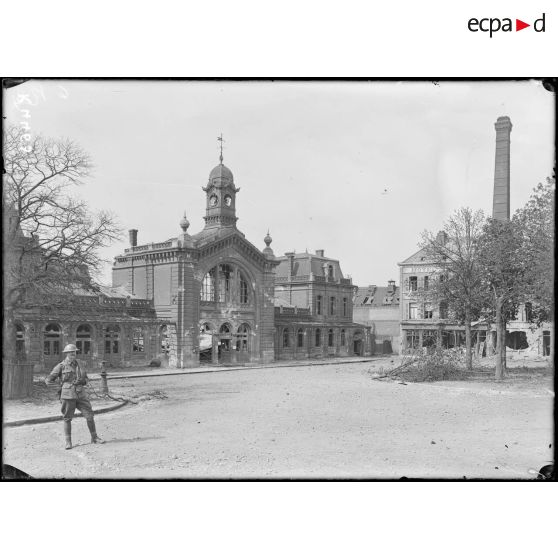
left=202, top=137, right=239, bottom=230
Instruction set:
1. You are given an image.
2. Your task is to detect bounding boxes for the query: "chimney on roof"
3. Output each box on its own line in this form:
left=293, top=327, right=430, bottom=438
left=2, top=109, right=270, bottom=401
left=315, top=249, right=324, bottom=257
left=435, top=231, right=448, bottom=245
left=285, top=252, right=295, bottom=277
left=493, top=116, right=512, bottom=221
left=129, top=229, right=138, bottom=247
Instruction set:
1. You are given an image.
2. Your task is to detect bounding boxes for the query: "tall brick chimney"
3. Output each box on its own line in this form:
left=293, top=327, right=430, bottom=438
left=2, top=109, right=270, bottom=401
left=129, top=229, right=138, bottom=247
left=492, top=116, right=512, bottom=221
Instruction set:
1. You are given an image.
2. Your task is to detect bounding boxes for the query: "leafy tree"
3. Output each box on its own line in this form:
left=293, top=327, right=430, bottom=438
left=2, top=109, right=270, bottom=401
left=513, top=177, right=555, bottom=360
left=477, top=218, right=527, bottom=380
left=419, top=208, right=487, bottom=370
left=3, top=126, right=121, bottom=363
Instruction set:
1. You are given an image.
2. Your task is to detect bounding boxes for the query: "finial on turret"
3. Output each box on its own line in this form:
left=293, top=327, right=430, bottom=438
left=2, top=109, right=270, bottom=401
left=217, top=133, right=224, bottom=164
left=180, top=212, right=190, bottom=232
left=263, top=230, right=274, bottom=257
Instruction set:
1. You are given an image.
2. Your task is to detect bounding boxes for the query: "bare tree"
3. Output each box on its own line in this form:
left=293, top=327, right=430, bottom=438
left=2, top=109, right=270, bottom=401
left=3, top=126, right=122, bottom=362
left=419, top=208, right=487, bottom=370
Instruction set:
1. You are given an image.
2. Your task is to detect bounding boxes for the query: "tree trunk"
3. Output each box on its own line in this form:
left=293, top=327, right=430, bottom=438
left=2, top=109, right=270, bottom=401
left=495, top=298, right=505, bottom=380
left=3, top=303, right=17, bottom=365
left=549, top=319, right=554, bottom=365
left=464, top=310, right=472, bottom=371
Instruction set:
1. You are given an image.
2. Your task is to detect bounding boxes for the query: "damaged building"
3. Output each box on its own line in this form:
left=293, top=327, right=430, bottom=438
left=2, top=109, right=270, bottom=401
left=398, top=116, right=551, bottom=357
left=273, top=250, right=372, bottom=359
left=353, top=282, right=400, bottom=354
left=111, top=156, right=372, bottom=367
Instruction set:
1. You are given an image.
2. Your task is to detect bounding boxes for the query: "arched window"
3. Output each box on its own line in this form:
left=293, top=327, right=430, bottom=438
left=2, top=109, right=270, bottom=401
left=328, top=328, right=334, bottom=347
left=15, top=323, right=25, bottom=357
left=239, top=274, right=249, bottom=304
left=316, top=295, right=323, bottom=315
left=201, top=269, right=216, bottom=301
left=283, top=328, right=290, bottom=348
left=297, top=328, right=304, bottom=348
left=237, top=324, right=250, bottom=352
left=44, top=323, right=61, bottom=356
left=132, top=328, right=144, bottom=352
left=315, top=328, right=321, bottom=347
left=329, top=296, right=336, bottom=315
left=105, top=325, right=120, bottom=354
left=328, top=265, right=334, bottom=279
left=76, top=324, right=92, bottom=356
left=340, top=329, right=346, bottom=346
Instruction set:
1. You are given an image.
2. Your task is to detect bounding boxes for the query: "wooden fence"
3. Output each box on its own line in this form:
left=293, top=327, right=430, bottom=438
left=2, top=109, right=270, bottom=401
left=2, top=362, right=35, bottom=399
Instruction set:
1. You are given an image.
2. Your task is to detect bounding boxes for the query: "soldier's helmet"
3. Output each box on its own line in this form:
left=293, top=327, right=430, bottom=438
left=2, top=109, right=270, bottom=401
left=62, top=344, right=78, bottom=353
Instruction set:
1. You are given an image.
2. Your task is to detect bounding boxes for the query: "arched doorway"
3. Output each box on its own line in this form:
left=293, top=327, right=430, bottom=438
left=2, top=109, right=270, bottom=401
left=104, top=325, right=121, bottom=366
left=353, top=330, right=363, bottom=356
left=236, top=323, right=251, bottom=363
left=199, top=322, right=213, bottom=363
left=15, top=323, right=26, bottom=362
left=218, top=323, right=232, bottom=363
left=43, top=323, right=62, bottom=369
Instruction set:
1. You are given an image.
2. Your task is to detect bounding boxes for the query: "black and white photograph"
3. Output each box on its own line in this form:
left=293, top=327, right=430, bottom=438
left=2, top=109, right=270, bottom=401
left=2, top=79, right=555, bottom=480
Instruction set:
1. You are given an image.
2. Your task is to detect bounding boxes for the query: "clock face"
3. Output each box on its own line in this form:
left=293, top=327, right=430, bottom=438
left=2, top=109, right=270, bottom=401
left=209, top=194, right=218, bottom=207
left=224, top=194, right=232, bottom=207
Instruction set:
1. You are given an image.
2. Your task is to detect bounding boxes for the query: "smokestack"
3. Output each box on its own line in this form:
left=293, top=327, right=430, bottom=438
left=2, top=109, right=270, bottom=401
left=492, top=116, right=512, bottom=221
left=129, top=229, right=138, bottom=247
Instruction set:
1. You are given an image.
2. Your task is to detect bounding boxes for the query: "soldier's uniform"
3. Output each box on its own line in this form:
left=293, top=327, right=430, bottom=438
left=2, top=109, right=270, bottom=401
left=46, top=344, right=104, bottom=450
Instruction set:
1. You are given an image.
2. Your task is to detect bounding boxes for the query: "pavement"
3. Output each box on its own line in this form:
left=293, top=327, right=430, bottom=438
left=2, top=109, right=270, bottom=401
left=3, top=360, right=553, bottom=479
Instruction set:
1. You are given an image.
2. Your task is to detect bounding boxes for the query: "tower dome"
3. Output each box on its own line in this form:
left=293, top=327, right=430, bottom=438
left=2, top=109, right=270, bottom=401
left=208, top=163, right=234, bottom=182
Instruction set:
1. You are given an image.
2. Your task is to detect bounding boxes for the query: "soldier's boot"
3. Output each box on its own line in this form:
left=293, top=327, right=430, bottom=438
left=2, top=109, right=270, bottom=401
left=87, top=418, right=105, bottom=444
left=64, top=422, right=72, bottom=450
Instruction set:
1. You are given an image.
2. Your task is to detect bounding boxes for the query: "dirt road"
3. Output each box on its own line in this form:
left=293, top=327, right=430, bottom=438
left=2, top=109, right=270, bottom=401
left=3, top=362, right=553, bottom=478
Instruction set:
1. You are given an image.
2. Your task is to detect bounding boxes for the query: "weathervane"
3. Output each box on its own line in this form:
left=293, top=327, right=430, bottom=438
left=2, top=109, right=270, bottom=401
left=217, top=133, right=224, bottom=164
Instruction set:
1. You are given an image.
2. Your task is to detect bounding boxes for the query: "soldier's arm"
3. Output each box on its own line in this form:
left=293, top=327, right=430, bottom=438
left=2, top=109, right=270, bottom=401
left=45, top=364, right=62, bottom=385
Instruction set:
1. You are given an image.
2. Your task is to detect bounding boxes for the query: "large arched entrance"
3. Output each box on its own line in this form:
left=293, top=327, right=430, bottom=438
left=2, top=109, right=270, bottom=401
left=218, top=323, right=233, bottom=363
left=236, top=323, right=251, bottom=363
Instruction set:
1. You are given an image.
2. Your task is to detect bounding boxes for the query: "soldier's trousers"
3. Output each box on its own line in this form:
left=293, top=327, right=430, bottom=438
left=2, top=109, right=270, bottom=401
left=61, top=399, right=94, bottom=422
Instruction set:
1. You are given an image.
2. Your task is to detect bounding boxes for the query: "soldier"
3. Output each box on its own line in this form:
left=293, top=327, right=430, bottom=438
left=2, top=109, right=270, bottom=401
left=45, top=343, right=104, bottom=450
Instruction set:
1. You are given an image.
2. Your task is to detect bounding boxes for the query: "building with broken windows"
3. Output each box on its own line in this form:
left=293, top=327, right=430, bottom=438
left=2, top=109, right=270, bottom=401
left=398, top=116, right=551, bottom=358
left=111, top=156, right=372, bottom=368
left=273, top=250, right=371, bottom=359
left=353, top=281, right=400, bottom=354
left=4, top=202, right=165, bottom=373
left=8, top=154, right=371, bottom=372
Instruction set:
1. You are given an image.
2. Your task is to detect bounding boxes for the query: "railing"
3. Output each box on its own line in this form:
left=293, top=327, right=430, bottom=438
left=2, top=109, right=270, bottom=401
left=152, top=240, right=174, bottom=249
left=275, top=307, right=311, bottom=316
left=130, top=299, right=152, bottom=307
left=102, top=297, right=127, bottom=306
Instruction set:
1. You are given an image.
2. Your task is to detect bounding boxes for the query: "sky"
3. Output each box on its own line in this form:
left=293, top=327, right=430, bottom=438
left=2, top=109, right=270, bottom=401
left=5, top=80, right=555, bottom=287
